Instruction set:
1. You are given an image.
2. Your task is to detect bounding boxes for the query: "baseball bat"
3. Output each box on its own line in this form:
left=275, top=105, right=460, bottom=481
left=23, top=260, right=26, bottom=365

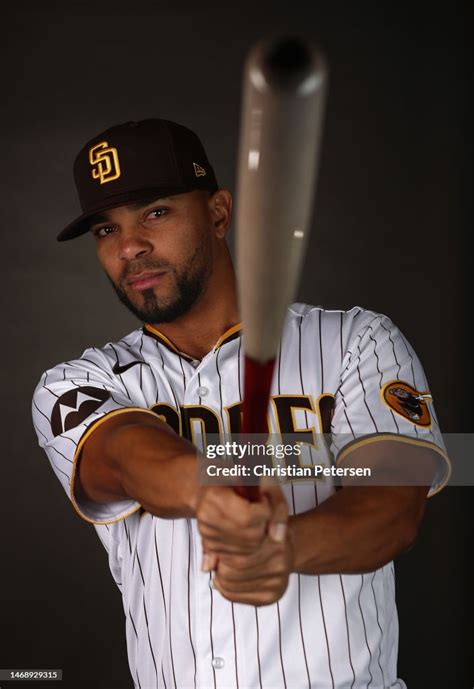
left=234, top=36, right=328, bottom=500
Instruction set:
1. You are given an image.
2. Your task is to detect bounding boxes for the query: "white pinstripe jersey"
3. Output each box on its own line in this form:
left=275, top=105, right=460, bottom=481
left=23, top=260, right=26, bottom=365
left=32, top=304, right=450, bottom=689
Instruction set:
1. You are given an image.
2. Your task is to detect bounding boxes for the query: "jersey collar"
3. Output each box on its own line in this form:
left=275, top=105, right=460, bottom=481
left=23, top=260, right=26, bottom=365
left=142, top=322, right=242, bottom=360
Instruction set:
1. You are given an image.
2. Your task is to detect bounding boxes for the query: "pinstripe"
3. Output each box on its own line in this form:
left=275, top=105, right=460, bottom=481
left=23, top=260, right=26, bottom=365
left=110, top=392, right=126, bottom=406
left=135, top=549, right=159, bottom=687
left=143, top=592, right=159, bottom=687
left=67, top=378, right=82, bottom=387
left=276, top=602, right=287, bottom=689
left=42, top=382, right=59, bottom=397
left=32, top=399, right=50, bottom=424
left=32, top=420, right=48, bottom=444
left=337, top=314, right=384, bottom=384
left=48, top=456, right=71, bottom=482
left=337, top=313, right=358, bottom=443
left=318, top=576, right=335, bottom=689
left=168, top=522, right=177, bottom=689
left=370, top=571, right=386, bottom=685
left=254, top=608, right=263, bottom=689
left=49, top=445, right=73, bottom=463
left=155, top=373, right=160, bottom=404
left=341, top=396, right=356, bottom=437
left=355, top=343, right=379, bottom=432
left=153, top=522, right=169, bottom=689
left=154, top=521, right=168, bottom=617
left=357, top=574, right=374, bottom=688
left=368, top=326, right=400, bottom=432
left=178, top=355, right=187, bottom=399
left=129, top=610, right=143, bottom=689
left=186, top=520, right=197, bottom=689
left=208, top=575, right=217, bottom=689
left=367, top=327, right=383, bottom=389
left=231, top=604, right=239, bottom=689
left=398, top=331, right=418, bottom=388
left=160, top=666, right=168, bottom=689
left=378, top=318, right=402, bottom=378
left=124, top=520, right=133, bottom=557
left=237, top=336, right=242, bottom=400
left=58, top=434, right=78, bottom=447
left=340, top=576, right=356, bottom=688
left=156, top=342, right=180, bottom=411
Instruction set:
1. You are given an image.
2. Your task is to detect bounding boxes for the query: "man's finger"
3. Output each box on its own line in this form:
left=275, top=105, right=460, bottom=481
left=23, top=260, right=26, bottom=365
left=259, top=477, right=289, bottom=543
left=201, top=552, right=218, bottom=573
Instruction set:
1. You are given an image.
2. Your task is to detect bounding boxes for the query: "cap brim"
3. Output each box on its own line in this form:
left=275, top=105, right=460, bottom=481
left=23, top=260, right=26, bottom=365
left=56, top=186, right=192, bottom=242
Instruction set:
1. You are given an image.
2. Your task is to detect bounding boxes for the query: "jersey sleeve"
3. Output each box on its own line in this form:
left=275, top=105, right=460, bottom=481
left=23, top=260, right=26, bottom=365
left=31, top=349, right=158, bottom=524
left=330, top=311, right=451, bottom=497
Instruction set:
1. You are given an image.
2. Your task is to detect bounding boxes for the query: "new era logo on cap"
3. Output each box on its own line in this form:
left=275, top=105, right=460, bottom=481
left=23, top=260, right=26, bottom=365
left=193, top=162, right=207, bottom=177
left=57, top=119, right=219, bottom=242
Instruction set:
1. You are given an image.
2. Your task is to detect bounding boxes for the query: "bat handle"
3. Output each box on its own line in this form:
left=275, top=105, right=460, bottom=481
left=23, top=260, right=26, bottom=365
left=234, top=484, right=260, bottom=502
left=235, top=355, right=276, bottom=502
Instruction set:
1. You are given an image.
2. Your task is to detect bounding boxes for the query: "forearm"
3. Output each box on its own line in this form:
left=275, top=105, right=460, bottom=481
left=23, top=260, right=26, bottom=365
left=76, top=412, right=199, bottom=518
left=288, top=485, right=429, bottom=575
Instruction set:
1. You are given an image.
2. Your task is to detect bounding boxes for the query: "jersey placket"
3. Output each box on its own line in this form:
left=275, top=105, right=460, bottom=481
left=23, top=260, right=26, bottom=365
left=184, top=342, right=245, bottom=689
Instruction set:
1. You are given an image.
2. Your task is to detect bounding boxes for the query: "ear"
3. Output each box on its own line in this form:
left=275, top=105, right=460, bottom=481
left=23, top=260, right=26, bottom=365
left=209, top=189, right=232, bottom=239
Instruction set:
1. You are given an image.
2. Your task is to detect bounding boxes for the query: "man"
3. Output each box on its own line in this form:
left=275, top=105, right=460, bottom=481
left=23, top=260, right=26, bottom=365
left=32, top=118, right=450, bottom=689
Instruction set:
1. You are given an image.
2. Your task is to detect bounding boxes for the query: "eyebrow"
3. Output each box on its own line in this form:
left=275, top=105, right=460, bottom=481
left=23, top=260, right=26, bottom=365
left=129, top=196, right=173, bottom=210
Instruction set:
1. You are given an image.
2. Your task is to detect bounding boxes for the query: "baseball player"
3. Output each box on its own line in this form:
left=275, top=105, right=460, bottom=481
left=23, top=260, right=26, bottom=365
left=32, top=119, right=450, bottom=689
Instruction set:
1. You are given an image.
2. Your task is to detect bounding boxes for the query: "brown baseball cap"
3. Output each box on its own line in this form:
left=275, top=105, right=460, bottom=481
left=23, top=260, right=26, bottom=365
left=57, top=118, right=219, bottom=241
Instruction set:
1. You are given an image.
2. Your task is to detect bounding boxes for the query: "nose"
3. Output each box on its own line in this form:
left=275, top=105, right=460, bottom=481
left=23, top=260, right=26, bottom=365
left=118, top=226, right=153, bottom=261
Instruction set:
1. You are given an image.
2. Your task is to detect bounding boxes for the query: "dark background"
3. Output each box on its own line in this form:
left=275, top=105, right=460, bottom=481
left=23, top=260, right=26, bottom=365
left=0, top=1, right=471, bottom=687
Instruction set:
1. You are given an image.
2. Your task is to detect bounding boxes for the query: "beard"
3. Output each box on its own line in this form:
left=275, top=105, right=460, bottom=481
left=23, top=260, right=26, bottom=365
left=108, top=243, right=212, bottom=324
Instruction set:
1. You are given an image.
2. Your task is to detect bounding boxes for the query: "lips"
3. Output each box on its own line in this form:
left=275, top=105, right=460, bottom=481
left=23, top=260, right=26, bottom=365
left=128, top=271, right=167, bottom=290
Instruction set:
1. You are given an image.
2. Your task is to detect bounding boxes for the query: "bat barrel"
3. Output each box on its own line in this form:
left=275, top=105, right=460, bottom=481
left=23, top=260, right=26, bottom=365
left=236, top=36, right=327, bottom=365
left=261, top=36, right=321, bottom=91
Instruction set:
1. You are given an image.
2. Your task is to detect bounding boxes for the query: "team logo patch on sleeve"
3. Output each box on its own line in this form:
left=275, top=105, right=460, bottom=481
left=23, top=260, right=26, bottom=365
left=51, top=387, right=111, bottom=437
left=381, top=381, right=432, bottom=426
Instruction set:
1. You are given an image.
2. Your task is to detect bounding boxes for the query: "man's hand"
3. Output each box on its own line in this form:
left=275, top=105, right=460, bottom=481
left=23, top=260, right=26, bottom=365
left=196, top=479, right=291, bottom=605
left=211, top=532, right=294, bottom=606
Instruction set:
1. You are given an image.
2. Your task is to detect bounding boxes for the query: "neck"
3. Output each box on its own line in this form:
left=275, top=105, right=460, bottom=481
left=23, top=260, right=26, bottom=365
left=148, top=249, right=240, bottom=360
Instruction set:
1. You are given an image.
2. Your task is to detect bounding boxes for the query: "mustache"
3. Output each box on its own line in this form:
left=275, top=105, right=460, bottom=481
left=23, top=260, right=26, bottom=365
left=119, top=259, right=174, bottom=284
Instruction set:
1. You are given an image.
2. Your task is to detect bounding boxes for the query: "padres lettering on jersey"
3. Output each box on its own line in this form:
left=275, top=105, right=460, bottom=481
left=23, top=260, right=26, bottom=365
left=32, top=305, right=450, bottom=689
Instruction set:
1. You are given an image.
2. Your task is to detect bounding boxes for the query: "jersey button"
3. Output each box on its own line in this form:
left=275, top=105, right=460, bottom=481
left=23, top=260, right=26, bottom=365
left=197, top=385, right=209, bottom=397
left=212, top=657, right=225, bottom=669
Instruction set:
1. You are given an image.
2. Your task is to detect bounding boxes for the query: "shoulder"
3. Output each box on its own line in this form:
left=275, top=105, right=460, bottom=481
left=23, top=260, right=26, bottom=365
left=35, top=327, right=145, bottom=386
left=286, top=303, right=391, bottom=330
left=285, top=303, right=399, bottom=354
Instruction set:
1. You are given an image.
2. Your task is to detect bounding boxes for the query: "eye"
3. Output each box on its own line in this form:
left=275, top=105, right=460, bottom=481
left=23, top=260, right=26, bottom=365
left=146, top=207, right=168, bottom=220
left=93, top=225, right=116, bottom=238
